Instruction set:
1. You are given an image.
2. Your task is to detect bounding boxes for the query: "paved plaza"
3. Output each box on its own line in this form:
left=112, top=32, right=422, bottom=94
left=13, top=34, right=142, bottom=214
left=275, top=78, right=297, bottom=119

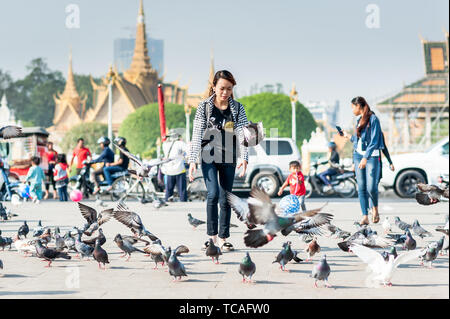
left=0, top=196, right=448, bottom=299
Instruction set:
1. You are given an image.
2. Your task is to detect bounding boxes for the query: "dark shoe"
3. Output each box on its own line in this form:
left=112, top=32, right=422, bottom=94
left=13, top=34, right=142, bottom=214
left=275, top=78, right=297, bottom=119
left=221, top=242, right=234, bottom=252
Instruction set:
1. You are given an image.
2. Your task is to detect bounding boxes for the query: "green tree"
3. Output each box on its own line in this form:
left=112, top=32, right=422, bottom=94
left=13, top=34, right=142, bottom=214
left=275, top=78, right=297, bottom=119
left=60, top=122, right=108, bottom=154
left=238, top=92, right=317, bottom=149
left=119, top=103, right=193, bottom=156
left=9, top=58, right=65, bottom=127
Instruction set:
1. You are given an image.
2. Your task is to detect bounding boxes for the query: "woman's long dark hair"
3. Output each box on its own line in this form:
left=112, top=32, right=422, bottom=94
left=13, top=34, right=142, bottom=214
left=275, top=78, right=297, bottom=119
left=352, top=96, right=373, bottom=137
left=208, top=70, right=236, bottom=98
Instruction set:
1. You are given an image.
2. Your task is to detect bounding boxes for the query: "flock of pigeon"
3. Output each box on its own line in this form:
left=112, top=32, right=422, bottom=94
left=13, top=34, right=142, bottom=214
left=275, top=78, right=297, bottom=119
left=1, top=124, right=449, bottom=289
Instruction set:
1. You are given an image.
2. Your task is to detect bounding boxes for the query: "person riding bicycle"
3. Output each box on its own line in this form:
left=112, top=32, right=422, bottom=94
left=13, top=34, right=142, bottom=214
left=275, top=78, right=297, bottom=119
left=90, top=136, right=114, bottom=194
left=103, top=137, right=130, bottom=192
left=318, top=142, right=340, bottom=192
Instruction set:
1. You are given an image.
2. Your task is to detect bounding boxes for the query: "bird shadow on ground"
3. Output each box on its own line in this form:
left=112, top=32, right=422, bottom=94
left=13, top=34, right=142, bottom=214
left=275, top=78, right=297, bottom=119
left=399, top=264, right=447, bottom=269
left=187, top=271, right=226, bottom=275
left=284, top=269, right=309, bottom=274
left=0, top=290, right=77, bottom=296
left=393, top=283, right=449, bottom=288
left=109, top=266, right=141, bottom=270
left=255, top=280, right=293, bottom=285
left=322, top=285, right=361, bottom=289
left=182, top=278, right=218, bottom=283
left=218, top=261, right=240, bottom=265
left=2, top=274, right=29, bottom=278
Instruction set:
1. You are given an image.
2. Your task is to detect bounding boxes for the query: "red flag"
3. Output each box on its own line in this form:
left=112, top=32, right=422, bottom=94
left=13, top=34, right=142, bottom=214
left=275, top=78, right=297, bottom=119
left=157, top=84, right=167, bottom=142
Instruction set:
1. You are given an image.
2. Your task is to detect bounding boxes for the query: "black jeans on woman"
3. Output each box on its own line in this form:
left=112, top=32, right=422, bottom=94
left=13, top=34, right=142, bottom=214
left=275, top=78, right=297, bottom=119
left=201, top=161, right=236, bottom=239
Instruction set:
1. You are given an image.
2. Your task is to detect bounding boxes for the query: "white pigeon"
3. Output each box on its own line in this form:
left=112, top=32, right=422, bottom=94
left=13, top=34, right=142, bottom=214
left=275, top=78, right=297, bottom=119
left=350, top=243, right=426, bottom=287
left=382, top=217, right=391, bottom=234
left=13, top=235, right=36, bottom=256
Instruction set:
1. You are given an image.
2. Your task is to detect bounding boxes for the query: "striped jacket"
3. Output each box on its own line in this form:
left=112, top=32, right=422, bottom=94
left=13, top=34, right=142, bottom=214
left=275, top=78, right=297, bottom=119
left=188, top=94, right=249, bottom=164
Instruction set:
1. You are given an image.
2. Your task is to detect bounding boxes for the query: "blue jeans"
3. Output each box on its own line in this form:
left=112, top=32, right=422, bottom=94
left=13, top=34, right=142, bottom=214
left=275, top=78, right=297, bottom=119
left=103, top=166, right=125, bottom=186
left=165, top=172, right=187, bottom=202
left=58, top=185, right=68, bottom=201
left=318, top=169, right=337, bottom=185
left=353, top=152, right=381, bottom=216
left=201, top=161, right=236, bottom=239
left=0, top=168, right=12, bottom=199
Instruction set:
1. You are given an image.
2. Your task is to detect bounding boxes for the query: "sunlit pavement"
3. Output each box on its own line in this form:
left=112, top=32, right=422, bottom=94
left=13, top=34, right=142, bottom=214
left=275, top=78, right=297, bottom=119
left=0, top=195, right=448, bottom=299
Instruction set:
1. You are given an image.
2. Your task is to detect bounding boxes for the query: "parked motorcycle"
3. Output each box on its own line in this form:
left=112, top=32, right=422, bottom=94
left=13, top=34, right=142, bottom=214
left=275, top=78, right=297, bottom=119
left=304, top=161, right=357, bottom=198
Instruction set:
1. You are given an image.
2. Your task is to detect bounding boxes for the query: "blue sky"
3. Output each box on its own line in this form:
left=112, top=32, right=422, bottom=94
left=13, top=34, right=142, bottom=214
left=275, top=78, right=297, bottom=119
left=0, top=0, right=448, bottom=126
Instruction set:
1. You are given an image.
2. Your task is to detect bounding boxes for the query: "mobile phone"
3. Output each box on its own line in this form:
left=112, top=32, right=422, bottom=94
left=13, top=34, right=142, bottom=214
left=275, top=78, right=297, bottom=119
left=336, top=125, right=344, bottom=136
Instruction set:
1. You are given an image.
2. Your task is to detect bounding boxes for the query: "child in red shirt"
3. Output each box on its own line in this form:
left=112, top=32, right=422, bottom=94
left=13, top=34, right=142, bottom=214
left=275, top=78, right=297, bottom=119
left=278, top=160, right=307, bottom=211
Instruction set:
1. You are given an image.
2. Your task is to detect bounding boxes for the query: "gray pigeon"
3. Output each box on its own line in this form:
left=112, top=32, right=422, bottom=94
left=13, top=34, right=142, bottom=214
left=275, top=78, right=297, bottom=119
left=435, top=236, right=445, bottom=254
left=205, top=238, right=222, bottom=264
left=310, top=255, right=331, bottom=288
left=420, top=245, right=438, bottom=268
left=394, top=217, right=412, bottom=232
left=0, top=125, right=22, bottom=139
left=77, top=202, right=113, bottom=236
left=187, top=213, right=206, bottom=229
left=18, top=221, right=29, bottom=238
left=272, top=241, right=295, bottom=271
left=239, top=252, right=256, bottom=283
left=63, top=231, right=77, bottom=253
left=403, top=230, right=417, bottom=251
left=168, top=248, right=187, bottom=281
left=113, top=203, right=158, bottom=241
left=75, top=232, right=94, bottom=260
left=32, top=220, right=44, bottom=237
left=93, top=238, right=109, bottom=270
left=113, top=233, right=145, bottom=261
left=34, top=240, right=71, bottom=267
left=54, top=233, right=66, bottom=252
left=412, top=220, right=432, bottom=238
left=415, top=183, right=449, bottom=205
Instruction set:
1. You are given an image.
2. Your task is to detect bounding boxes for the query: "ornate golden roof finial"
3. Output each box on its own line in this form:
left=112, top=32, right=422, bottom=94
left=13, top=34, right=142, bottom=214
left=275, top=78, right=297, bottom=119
left=289, top=83, right=298, bottom=103
left=418, top=33, right=426, bottom=43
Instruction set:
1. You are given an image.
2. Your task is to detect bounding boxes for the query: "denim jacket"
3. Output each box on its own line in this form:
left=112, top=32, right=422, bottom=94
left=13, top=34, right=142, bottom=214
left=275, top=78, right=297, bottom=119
left=350, top=113, right=385, bottom=159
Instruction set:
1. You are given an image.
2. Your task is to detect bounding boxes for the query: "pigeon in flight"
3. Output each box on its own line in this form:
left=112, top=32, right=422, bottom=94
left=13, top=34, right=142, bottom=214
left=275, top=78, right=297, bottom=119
left=310, top=255, right=331, bottom=288
left=82, top=228, right=106, bottom=247
left=144, top=241, right=189, bottom=269
left=280, top=212, right=333, bottom=237
left=242, top=187, right=326, bottom=248
left=0, top=125, right=22, bottom=139
left=226, top=191, right=257, bottom=230
left=239, top=252, right=256, bottom=283
left=325, top=223, right=351, bottom=240
left=350, top=243, right=426, bottom=287
left=338, top=228, right=394, bottom=252
left=113, top=202, right=159, bottom=241
left=241, top=121, right=264, bottom=147
left=415, top=183, right=449, bottom=205
left=77, top=202, right=113, bottom=236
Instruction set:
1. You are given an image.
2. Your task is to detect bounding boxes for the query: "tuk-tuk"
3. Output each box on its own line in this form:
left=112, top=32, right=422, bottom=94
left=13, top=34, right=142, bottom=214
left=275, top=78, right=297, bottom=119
left=0, top=126, right=49, bottom=182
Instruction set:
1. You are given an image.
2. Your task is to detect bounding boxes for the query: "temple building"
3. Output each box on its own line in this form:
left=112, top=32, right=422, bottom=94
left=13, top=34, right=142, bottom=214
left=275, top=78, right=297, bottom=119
left=377, top=31, right=449, bottom=152
left=49, top=0, right=204, bottom=138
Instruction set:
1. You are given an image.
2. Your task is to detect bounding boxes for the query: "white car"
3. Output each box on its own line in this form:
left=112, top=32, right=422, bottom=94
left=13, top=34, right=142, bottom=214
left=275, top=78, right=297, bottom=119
left=380, top=137, right=449, bottom=198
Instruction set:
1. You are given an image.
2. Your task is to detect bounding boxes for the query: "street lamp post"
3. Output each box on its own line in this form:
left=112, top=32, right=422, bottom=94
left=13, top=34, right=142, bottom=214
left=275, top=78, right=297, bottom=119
left=184, top=104, right=192, bottom=142
left=106, top=65, right=115, bottom=143
left=289, top=83, right=298, bottom=142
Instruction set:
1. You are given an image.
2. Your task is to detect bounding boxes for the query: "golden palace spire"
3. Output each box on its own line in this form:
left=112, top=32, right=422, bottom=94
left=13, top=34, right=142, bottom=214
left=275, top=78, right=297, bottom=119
left=124, top=0, right=154, bottom=83
left=61, top=49, right=80, bottom=99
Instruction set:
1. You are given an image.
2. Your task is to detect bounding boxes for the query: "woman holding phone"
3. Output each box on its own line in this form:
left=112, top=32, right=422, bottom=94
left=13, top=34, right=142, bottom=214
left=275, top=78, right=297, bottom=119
left=188, top=70, right=249, bottom=251
left=343, top=96, right=385, bottom=225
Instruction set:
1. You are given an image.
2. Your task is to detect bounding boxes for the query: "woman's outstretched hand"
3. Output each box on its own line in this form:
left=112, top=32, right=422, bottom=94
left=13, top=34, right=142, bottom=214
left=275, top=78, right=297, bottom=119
left=358, top=158, right=367, bottom=169
left=188, top=163, right=196, bottom=182
left=237, top=160, right=248, bottom=178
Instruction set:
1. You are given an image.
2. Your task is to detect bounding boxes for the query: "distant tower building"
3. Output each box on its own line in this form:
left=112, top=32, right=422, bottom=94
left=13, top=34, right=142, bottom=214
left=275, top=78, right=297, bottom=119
left=304, top=100, right=340, bottom=138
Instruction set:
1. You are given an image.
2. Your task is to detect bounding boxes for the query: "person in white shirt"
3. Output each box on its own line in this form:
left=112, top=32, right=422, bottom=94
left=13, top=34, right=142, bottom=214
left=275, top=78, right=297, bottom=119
left=161, top=130, right=188, bottom=202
